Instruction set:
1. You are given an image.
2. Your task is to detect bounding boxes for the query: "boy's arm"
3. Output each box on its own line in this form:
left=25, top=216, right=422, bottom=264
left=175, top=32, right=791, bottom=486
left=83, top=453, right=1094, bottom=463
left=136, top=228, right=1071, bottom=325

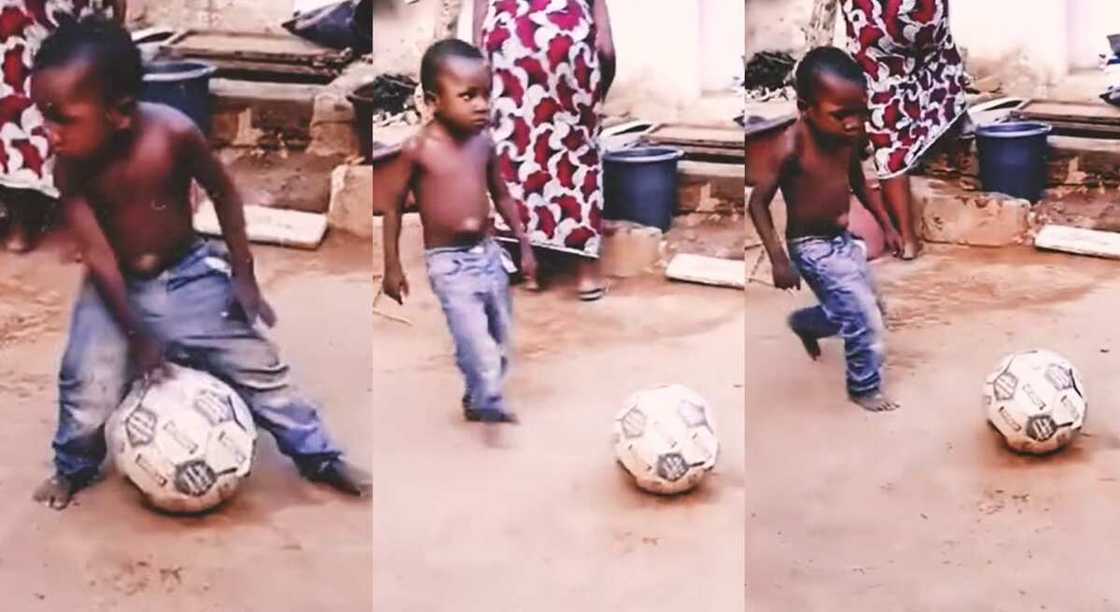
left=60, top=190, right=166, bottom=375
left=487, top=140, right=537, bottom=280
left=849, top=152, right=902, bottom=253
left=747, top=145, right=799, bottom=290
left=377, top=138, right=418, bottom=304
left=183, top=124, right=275, bottom=325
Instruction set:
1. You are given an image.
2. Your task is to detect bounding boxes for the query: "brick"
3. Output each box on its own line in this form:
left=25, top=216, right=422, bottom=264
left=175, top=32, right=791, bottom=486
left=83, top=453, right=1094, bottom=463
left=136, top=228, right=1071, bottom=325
left=599, top=220, right=664, bottom=278
left=328, top=164, right=373, bottom=238
left=209, top=79, right=318, bottom=149
left=915, top=178, right=1030, bottom=247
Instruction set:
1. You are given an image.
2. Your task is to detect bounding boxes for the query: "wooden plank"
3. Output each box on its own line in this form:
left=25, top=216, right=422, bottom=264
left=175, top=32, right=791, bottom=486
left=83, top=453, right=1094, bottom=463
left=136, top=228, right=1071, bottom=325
left=1034, top=224, right=1120, bottom=259
left=162, top=30, right=347, bottom=61
left=646, top=125, right=743, bottom=148
left=665, top=254, right=745, bottom=289
left=1009, top=118, right=1120, bottom=139
left=193, top=202, right=327, bottom=250
left=1015, top=100, right=1120, bottom=126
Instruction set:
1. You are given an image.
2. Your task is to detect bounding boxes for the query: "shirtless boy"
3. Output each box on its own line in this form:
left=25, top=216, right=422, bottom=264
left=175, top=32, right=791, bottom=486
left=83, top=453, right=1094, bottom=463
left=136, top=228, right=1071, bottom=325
left=748, top=46, right=901, bottom=412
left=380, top=39, right=536, bottom=424
left=29, top=17, right=369, bottom=509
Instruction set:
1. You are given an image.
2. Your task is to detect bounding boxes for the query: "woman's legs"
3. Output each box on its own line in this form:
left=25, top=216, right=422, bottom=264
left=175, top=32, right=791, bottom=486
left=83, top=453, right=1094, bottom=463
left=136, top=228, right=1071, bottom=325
left=2, top=189, right=46, bottom=253
left=880, top=173, right=920, bottom=260
left=576, top=256, right=605, bottom=301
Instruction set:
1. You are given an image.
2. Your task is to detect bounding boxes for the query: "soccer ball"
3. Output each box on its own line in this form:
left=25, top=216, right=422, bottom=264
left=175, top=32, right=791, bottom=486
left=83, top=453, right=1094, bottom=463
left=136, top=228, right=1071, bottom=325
left=612, top=384, right=719, bottom=495
left=983, top=349, right=1087, bottom=455
left=107, top=365, right=257, bottom=513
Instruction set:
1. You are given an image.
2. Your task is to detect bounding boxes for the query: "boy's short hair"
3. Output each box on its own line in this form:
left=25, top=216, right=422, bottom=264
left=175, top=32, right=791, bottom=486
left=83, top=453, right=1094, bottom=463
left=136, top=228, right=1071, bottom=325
left=420, top=39, right=485, bottom=96
left=794, top=46, right=866, bottom=103
left=33, top=15, right=143, bottom=101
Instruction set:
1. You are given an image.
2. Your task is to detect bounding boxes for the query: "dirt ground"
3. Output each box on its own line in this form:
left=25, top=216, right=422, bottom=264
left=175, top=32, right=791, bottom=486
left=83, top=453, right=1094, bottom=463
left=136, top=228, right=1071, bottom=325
left=747, top=244, right=1120, bottom=611
left=372, top=222, right=746, bottom=611
left=0, top=231, right=373, bottom=612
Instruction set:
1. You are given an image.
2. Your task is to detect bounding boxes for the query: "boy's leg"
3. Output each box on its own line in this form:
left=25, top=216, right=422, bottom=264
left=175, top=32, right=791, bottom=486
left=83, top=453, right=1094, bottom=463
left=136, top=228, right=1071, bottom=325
left=156, top=246, right=367, bottom=495
left=788, top=306, right=840, bottom=360
left=36, top=278, right=131, bottom=509
left=798, top=238, right=894, bottom=410
left=428, top=250, right=513, bottom=423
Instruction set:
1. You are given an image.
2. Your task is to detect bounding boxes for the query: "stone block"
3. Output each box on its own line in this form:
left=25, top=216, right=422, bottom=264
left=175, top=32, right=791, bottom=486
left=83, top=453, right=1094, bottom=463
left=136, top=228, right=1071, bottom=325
left=677, top=161, right=746, bottom=214
left=599, top=220, right=664, bottom=278
left=209, top=79, right=318, bottom=149
left=915, top=178, right=1030, bottom=247
left=328, top=164, right=373, bottom=238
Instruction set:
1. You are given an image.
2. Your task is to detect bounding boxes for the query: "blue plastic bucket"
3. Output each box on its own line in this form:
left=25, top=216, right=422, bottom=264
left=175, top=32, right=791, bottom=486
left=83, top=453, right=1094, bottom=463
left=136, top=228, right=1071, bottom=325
left=603, top=146, right=685, bottom=231
left=976, top=121, right=1052, bottom=202
left=141, top=61, right=218, bottom=134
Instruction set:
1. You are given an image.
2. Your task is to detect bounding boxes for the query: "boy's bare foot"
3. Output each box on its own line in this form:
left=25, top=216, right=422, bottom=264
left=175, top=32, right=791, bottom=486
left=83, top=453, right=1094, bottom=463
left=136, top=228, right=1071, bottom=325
left=32, top=474, right=78, bottom=510
left=302, top=458, right=371, bottom=497
left=850, top=391, right=900, bottom=412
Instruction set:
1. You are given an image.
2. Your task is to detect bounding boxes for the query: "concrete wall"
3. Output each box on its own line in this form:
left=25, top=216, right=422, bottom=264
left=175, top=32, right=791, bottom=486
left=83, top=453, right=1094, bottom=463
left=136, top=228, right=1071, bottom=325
left=130, top=0, right=293, bottom=33
left=374, top=0, right=743, bottom=118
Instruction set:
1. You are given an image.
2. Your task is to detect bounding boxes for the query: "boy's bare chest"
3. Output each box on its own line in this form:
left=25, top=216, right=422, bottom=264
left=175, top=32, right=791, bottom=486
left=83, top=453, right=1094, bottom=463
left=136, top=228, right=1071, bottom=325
left=88, top=149, right=188, bottom=211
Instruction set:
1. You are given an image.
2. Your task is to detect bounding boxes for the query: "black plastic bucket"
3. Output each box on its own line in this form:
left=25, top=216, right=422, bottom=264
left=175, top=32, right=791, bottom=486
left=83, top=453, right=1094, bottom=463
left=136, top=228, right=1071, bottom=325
left=141, top=61, right=218, bottom=135
left=347, top=81, right=375, bottom=163
left=976, top=121, right=1052, bottom=202
left=603, top=146, right=685, bottom=231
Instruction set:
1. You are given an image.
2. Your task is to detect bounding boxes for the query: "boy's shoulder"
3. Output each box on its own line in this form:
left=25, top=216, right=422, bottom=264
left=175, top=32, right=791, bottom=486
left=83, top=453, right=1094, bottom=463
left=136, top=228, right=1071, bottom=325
left=748, top=118, right=800, bottom=176
left=135, top=102, right=206, bottom=153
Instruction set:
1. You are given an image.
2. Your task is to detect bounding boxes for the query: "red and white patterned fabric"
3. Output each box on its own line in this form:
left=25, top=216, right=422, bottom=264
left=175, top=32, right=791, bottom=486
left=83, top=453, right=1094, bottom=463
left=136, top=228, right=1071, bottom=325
left=842, top=0, right=968, bottom=179
left=480, top=0, right=603, bottom=258
left=0, top=0, right=94, bottom=198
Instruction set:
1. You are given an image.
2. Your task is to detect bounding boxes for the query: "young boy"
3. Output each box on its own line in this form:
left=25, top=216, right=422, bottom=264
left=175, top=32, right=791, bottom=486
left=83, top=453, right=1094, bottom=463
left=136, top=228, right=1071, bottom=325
left=379, top=39, right=536, bottom=424
left=29, top=17, right=369, bottom=509
left=748, top=46, right=902, bottom=412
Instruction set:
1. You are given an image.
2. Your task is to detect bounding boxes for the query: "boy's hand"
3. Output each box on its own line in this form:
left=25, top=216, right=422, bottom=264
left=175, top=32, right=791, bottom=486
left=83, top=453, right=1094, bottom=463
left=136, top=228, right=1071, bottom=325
left=131, top=334, right=170, bottom=382
left=519, top=243, right=538, bottom=284
left=231, top=274, right=278, bottom=327
left=383, top=267, right=409, bottom=304
left=772, top=258, right=801, bottom=290
left=883, top=228, right=903, bottom=257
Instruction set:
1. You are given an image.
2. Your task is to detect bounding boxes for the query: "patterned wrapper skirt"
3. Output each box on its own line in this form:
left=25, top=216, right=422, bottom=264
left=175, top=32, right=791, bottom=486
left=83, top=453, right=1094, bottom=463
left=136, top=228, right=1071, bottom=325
left=480, top=0, right=604, bottom=258
left=842, top=0, right=969, bottom=179
left=0, top=0, right=100, bottom=198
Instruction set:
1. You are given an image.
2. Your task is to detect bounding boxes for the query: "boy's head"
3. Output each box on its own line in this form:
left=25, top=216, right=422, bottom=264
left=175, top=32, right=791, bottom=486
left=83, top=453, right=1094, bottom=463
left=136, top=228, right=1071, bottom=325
left=420, top=39, right=491, bottom=133
left=794, top=47, right=868, bottom=142
left=30, top=15, right=143, bottom=160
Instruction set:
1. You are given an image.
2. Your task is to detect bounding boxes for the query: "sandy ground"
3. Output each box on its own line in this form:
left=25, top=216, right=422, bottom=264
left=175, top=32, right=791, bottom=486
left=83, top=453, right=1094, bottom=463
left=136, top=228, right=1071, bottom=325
left=747, top=244, right=1120, bottom=611
left=0, top=232, right=373, bottom=612
left=372, top=223, right=746, bottom=611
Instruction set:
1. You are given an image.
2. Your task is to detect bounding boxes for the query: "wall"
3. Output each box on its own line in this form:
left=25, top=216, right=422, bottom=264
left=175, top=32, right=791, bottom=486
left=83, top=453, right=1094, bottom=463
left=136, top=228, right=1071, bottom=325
left=373, top=0, right=743, bottom=120
left=745, top=0, right=1117, bottom=97
left=130, top=0, right=293, bottom=33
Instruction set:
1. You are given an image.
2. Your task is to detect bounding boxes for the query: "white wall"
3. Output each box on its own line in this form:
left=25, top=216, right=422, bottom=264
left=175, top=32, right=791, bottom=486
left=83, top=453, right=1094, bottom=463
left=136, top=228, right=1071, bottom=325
left=1067, top=0, right=1120, bottom=69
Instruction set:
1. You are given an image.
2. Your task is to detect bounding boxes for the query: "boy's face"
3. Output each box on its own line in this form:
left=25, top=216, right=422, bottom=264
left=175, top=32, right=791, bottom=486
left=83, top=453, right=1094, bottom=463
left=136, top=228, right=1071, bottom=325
left=30, top=59, right=126, bottom=160
left=800, top=73, right=868, bottom=143
left=430, top=56, right=492, bottom=133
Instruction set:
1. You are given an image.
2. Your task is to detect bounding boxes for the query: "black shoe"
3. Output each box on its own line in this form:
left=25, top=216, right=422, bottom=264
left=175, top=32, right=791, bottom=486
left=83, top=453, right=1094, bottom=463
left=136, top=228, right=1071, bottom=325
left=299, top=456, right=371, bottom=497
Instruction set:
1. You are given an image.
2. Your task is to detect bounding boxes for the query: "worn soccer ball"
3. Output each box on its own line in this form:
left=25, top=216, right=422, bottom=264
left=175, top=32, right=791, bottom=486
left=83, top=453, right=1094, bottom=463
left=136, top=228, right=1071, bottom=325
left=983, top=349, right=1087, bottom=455
left=612, top=384, right=719, bottom=495
left=107, top=365, right=257, bottom=513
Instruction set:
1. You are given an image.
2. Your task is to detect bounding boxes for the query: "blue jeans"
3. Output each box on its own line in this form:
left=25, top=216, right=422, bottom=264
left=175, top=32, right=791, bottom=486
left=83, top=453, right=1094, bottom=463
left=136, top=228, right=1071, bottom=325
left=53, top=240, right=341, bottom=482
left=425, top=239, right=513, bottom=416
left=788, top=232, right=886, bottom=397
